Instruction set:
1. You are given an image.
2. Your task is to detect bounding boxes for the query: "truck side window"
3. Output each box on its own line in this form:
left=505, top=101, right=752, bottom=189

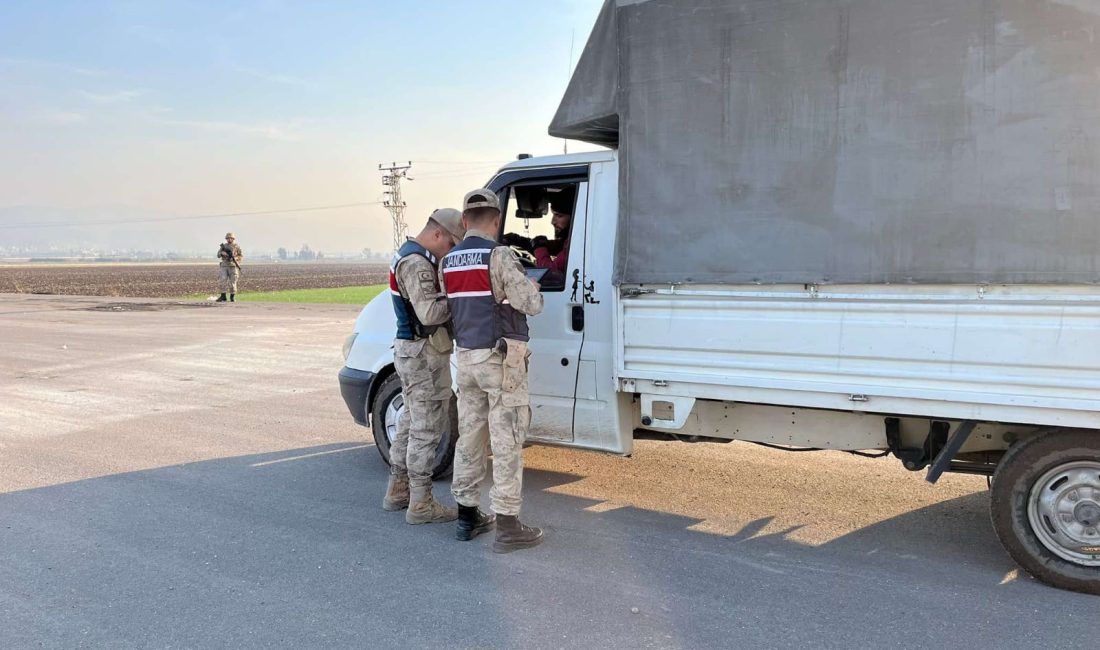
left=499, top=182, right=577, bottom=293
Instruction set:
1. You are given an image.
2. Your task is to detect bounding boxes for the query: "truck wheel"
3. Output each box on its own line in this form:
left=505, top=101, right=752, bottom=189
left=369, top=373, right=457, bottom=480
left=990, top=429, right=1100, bottom=594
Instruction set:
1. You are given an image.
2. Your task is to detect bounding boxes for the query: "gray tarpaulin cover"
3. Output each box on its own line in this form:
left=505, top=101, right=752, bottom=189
left=550, top=0, right=1100, bottom=285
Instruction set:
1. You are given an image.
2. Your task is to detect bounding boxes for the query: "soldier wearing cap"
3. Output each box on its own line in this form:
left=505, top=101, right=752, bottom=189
left=383, top=208, right=467, bottom=524
left=440, top=188, right=545, bottom=552
left=216, top=232, right=243, bottom=302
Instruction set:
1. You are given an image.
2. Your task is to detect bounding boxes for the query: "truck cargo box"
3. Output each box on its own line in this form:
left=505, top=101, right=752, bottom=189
left=551, top=0, right=1100, bottom=286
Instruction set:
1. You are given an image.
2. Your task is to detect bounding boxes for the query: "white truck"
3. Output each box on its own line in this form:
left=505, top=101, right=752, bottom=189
left=340, top=0, right=1100, bottom=594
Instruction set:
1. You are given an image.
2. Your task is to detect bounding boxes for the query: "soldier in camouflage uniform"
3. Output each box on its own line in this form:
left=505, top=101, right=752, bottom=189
left=384, top=208, right=466, bottom=525
left=216, top=232, right=243, bottom=302
left=440, top=188, right=545, bottom=552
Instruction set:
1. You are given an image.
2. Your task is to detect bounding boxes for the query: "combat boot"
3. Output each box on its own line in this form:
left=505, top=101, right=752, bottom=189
left=493, top=515, right=543, bottom=553
left=406, top=485, right=458, bottom=524
left=216, top=293, right=227, bottom=302
left=229, top=293, right=236, bottom=302
left=382, top=474, right=409, bottom=511
left=455, top=505, right=495, bottom=541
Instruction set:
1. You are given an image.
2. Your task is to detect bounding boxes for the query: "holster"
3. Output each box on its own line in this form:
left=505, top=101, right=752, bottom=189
left=498, top=338, right=530, bottom=405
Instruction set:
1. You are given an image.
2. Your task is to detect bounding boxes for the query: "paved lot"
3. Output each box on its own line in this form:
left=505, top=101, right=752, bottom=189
left=0, top=294, right=1093, bottom=649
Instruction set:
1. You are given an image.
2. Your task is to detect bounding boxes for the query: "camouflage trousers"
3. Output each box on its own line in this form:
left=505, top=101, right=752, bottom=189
left=451, top=343, right=531, bottom=517
left=217, top=265, right=240, bottom=293
left=390, top=338, right=454, bottom=489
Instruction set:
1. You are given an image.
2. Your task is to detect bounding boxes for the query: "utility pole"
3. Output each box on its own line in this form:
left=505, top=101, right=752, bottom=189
left=379, top=161, right=413, bottom=251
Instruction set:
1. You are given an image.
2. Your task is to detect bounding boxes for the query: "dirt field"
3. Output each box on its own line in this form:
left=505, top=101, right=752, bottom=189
left=0, top=262, right=388, bottom=298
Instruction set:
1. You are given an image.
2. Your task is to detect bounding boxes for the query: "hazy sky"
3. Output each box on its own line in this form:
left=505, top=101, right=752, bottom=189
left=0, top=0, right=605, bottom=254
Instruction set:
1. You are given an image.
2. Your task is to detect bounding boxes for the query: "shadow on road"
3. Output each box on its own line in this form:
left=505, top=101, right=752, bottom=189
left=0, top=443, right=1092, bottom=649
left=524, top=463, right=1013, bottom=582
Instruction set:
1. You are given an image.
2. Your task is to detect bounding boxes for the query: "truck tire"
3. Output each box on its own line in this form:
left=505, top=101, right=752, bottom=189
left=990, top=429, right=1100, bottom=595
left=369, top=372, right=457, bottom=480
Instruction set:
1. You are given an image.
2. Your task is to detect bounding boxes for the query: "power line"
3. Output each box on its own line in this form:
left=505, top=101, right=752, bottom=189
left=0, top=201, right=383, bottom=230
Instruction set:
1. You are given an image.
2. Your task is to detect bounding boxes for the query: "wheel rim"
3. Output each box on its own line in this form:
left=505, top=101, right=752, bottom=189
left=384, top=394, right=404, bottom=445
left=1027, top=461, right=1100, bottom=567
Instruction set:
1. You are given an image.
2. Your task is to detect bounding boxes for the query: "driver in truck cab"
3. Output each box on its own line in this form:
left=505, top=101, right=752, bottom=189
left=531, top=204, right=571, bottom=273
left=502, top=198, right=572, bottom=273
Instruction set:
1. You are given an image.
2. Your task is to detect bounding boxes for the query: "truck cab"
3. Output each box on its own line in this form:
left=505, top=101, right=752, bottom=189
left=338, top=150, right=630, bottom=476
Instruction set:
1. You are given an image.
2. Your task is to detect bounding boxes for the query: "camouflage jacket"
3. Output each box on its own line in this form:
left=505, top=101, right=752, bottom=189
left=218, top=243, right=243, bottom=268
left=394, top=250, right=453, bottom=354
left=443, top=228, right=543, bottom=363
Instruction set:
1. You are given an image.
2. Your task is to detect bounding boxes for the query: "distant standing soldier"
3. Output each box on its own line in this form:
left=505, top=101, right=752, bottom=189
left=441, top=188, right=545, bottom=552
left=384, top=209, right=467, bottom=524
left=217, top=232, right=243, bottom=302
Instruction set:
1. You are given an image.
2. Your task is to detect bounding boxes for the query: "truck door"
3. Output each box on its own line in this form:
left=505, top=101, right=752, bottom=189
left=490, top=166, right=589, bottom=442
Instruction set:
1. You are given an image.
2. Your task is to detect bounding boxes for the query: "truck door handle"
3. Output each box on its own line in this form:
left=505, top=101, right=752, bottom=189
left=571, top=305, right=584, bottom=332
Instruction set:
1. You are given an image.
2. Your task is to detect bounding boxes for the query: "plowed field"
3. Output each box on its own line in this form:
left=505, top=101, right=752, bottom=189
left=0, top=263, right=388, bottom=298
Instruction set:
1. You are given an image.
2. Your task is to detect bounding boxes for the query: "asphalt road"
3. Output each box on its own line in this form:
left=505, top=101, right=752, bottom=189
left=0, top=294, right=1094, bottom=649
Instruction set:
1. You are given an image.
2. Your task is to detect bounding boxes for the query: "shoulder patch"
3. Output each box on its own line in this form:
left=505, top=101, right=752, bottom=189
left=505, top=249, right=525, bottom=273
left=499, top=246, right=521, bottom=266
